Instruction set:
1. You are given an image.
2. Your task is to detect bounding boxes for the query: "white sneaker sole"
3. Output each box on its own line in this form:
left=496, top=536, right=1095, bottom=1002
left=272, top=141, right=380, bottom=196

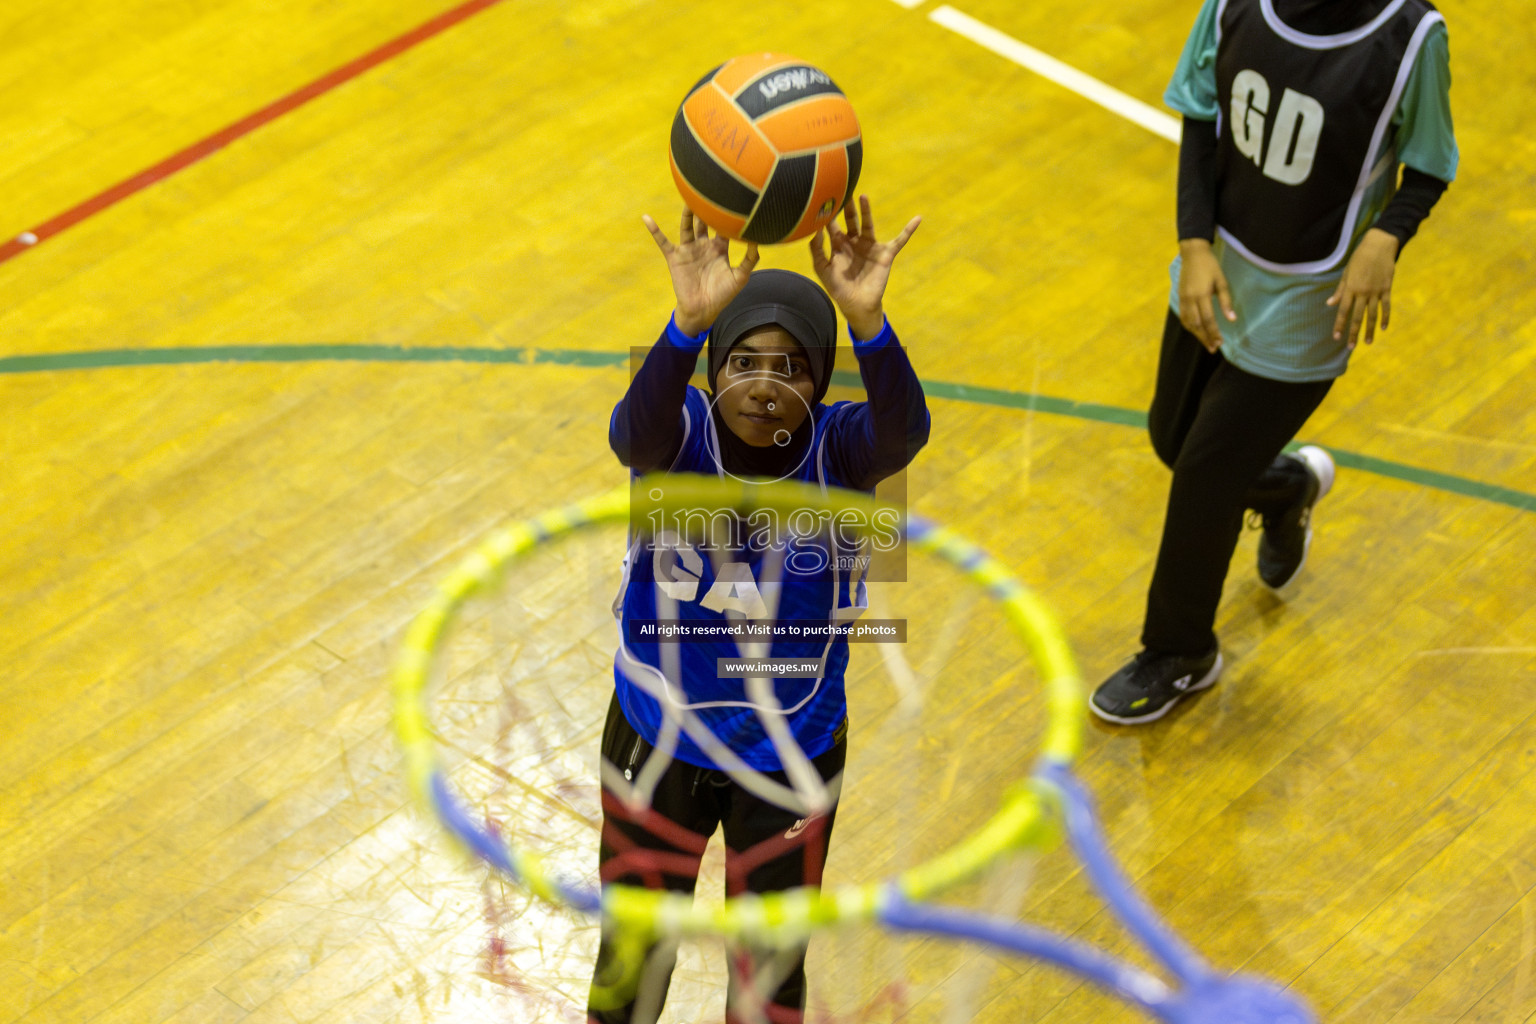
left=1295, top=445, right=1335, bottom=501
left=1089, top=653, right=1224, bottom=725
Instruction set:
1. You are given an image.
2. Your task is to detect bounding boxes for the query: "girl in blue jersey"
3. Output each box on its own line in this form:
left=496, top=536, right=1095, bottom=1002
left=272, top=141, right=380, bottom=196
left=589, top=198, right=927, bottom=1024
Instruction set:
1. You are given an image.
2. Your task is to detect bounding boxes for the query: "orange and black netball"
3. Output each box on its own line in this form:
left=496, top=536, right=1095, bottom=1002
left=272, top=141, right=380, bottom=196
left=668, top=54, right=862, bottom=245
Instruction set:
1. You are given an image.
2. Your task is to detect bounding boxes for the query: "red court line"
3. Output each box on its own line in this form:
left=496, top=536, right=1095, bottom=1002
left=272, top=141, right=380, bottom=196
left=0, top=0, right=510, bottom=267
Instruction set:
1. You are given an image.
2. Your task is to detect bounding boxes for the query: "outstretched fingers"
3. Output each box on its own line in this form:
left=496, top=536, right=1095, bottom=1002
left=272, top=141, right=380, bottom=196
left=808, top=227, right=828, bottom=269
left=738, top=240, right=761, bottom=276
left=641, top=214, right=674, bottom=254
left=887, top=215, right=921, bottom=255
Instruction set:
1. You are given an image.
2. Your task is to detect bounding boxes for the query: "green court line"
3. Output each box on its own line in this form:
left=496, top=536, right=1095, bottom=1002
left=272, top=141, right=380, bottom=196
left=0, top=344, right=629, bottom=372
left=4, top=343, right=1531, bottom=514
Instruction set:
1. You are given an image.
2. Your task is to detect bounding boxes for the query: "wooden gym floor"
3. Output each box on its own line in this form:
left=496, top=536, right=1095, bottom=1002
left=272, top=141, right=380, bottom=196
left=1, top=0, right=1533, bottom=1020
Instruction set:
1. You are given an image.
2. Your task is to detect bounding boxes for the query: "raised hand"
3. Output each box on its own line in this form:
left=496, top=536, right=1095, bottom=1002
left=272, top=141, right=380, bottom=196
left=642, top=209, right=760, bottom=335
left=808, top=195, right=921, bottom=341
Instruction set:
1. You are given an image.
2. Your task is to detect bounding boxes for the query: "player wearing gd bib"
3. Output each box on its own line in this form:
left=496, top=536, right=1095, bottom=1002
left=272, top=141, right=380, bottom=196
left=590, top=199, right=927, bottom=1024
left=1091, top=0, right=1458, bottom=725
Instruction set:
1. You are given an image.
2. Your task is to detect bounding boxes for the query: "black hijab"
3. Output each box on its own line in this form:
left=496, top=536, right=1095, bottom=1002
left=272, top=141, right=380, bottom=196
left=706, top=270, right=838, bottom=477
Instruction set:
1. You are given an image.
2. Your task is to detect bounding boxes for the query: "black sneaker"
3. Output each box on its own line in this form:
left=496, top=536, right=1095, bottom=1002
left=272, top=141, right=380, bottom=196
left=1257, top=445, right=1335, bottom=590
left=1089, top=647, right=1223, bottom=724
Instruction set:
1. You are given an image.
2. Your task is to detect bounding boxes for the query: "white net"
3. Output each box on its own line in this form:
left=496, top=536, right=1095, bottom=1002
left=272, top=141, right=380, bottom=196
left=418, top=502, right=1062, bottom=1023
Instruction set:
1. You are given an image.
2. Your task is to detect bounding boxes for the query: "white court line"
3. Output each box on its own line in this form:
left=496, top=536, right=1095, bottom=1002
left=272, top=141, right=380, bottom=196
left=928, top=5, right=1181, bottom=143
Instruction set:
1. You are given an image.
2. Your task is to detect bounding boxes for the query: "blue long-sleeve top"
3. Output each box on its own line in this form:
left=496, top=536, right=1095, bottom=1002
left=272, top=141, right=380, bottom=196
left=606, top=315, right=930, bottom=770
left=609, top=315, right=930, bottom=489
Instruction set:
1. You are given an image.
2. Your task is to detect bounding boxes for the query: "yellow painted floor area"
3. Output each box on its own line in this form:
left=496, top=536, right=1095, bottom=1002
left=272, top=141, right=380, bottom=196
left=2, top=0, right=1534, bottom=1021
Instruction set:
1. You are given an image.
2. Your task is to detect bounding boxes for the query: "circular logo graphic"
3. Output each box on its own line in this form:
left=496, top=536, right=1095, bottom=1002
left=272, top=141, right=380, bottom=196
left=708, top=376, right=813, bottom=484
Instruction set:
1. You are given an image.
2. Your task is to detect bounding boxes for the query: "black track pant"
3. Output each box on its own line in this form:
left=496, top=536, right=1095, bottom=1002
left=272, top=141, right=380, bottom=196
left=1141, top=312, right=1334, bottom=655
left=588, top=696, right=846, bottom=1024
